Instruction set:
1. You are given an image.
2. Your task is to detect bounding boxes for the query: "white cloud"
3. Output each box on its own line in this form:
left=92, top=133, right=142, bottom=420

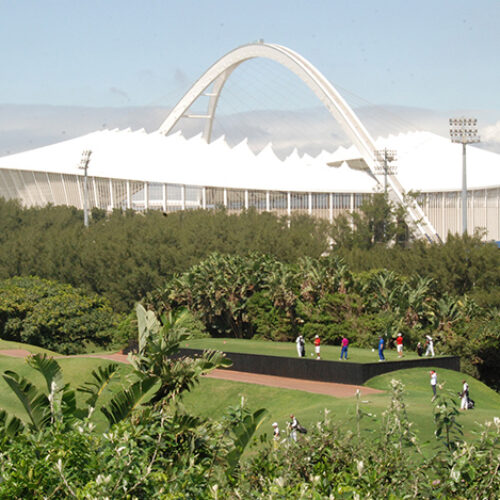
left=482, top=121, right=500, bottom=142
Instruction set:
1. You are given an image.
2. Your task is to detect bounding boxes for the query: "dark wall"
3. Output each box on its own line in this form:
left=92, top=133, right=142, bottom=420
left=178, top=348, right=460, bottom=385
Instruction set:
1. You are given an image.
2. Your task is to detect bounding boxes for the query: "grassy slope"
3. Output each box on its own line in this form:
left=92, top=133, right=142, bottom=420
left=1, top=340, right=498, bottom=449
left=181, top=367, right=500, bottom=445
left=181, top=337, right=441, bottom=363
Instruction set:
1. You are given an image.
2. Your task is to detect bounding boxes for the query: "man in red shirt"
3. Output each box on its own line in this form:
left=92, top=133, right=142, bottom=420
left=314, top=335, right=321, bottom=359
left=396, top=333, right=403, bottom=358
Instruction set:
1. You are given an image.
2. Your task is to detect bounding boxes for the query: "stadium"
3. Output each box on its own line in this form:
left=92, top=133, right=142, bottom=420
left=1, top=43, right=499, bottom=242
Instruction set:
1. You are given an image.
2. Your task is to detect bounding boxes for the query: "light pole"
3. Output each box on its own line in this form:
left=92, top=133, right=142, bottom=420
left=449, top=118, right=479, bottom=235
left=374, top=149, right=397, bottom=195
left=78, top=149, right=92, bottom=227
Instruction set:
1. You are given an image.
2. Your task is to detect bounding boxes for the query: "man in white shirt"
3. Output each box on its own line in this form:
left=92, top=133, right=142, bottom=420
left=295, top=335, right=305, bottom=357
left=425, top=335, right=435, bottom=357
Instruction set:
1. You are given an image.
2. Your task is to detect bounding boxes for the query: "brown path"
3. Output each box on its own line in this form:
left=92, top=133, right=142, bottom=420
left=0, top=350, right=383, bottom=398
left=206, top=369, right=383, bottom=398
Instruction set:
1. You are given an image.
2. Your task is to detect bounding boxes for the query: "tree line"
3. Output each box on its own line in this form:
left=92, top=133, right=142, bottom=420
left=0, top=196, right=498, bottom=312
left=0, top=196, right=499, bottom=387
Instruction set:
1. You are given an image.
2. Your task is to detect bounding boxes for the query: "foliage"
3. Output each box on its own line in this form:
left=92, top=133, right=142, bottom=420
left=330, top=193, right=412, bottom=249
left=239, top=385, right=500, bottom=499
left=0, top=197, right=498, bottom=385
left=152, top=250, right=499, bottom=388
left=0, top=305, right=268, bottom=497
left=0, top=199, right=329, bottom=312
left=0, top=276, right=118, bottom=354
left=0, top=341, right=499, bottom=497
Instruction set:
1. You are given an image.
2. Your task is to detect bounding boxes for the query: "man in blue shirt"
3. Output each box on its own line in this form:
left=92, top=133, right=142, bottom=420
left=378, top=336, right=385, bottom=361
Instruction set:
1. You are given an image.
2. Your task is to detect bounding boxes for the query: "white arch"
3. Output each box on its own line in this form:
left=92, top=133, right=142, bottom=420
left=158, top=42, right=439, bottom=242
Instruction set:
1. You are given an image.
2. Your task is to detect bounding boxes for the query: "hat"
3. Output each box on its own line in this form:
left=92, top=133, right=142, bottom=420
left=315, top=335, right=319, bottom=338
left=272, top=422, right=278, bottom=427
left=397, top=333, right=402, bottom=336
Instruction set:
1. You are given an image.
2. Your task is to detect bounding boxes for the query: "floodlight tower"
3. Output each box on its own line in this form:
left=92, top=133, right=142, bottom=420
left=449, top=118, right=480, bottom=234
left=374, top=149, right=397, bottom=195
left=78, top=149, right=92, bottom=227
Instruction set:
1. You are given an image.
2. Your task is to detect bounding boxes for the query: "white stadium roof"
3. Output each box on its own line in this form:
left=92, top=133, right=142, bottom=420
left=0, top=128, right=499, bottom=194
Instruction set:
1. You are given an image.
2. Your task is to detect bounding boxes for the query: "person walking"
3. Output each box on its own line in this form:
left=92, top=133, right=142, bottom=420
left=460, top=380, right=469, bottom=410
left=314, top=335, right=321, bottom=360
left=396, top=333, right=403, bottom=358
left=430, top=370, right=438, bottom=400
left=425, top=335, right=435, bottom=357
left=272, top=422, right=280, bottom=447
left=378, top=336, right=385, bottom=361
left=296, top=335, right=305, bottom=357
left=416, top=342, right=424, bottom=357
left=340, top=336, right=349, bottom=360
left=289, top=414, right=298, bottom=441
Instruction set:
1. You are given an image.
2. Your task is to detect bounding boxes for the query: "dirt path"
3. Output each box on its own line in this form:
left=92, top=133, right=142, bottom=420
left=205, top=369, right=382, bottom=397
left=0, top=350, right=383, bottom=398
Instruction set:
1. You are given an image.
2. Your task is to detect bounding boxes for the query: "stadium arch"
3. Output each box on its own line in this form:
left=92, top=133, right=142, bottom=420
left=158, top=42, right=440, bottom=242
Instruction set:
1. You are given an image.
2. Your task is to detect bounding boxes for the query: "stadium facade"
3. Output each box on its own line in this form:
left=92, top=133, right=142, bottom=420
left=0, top=43, right=499, bottom=241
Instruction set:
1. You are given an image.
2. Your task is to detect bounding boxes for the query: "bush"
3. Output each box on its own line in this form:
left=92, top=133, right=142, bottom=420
left=0, top=276, right=118, bottom=353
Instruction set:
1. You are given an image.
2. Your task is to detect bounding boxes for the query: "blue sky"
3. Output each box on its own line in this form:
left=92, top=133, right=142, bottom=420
left=1, top=0, right=499, bottom=111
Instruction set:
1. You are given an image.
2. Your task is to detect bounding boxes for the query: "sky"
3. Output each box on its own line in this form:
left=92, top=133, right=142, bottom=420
left=1, top=0, right=500, bottom=155
left=2, top=0, right=499, bottom=110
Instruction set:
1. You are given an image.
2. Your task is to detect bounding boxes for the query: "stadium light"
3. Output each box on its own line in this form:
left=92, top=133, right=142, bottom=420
left=78, top=149, right=92, bottom=227
left=374, top=149, right=397, bottom=195
left=449, top=118, right=480, bottom=234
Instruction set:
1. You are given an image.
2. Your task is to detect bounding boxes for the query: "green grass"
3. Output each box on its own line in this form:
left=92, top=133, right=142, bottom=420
left=181, top=337, right=442, bottom=363
left=0, top=340, right=498, bottom=452
left=181, top=367, right=500, bottom=447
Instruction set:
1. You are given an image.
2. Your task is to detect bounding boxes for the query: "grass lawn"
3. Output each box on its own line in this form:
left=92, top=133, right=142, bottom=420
left=181, top=367, right=500, bottom=449
left=181, top=337, right=445, bottom=363
left=1, top=340, right=498, bottom=453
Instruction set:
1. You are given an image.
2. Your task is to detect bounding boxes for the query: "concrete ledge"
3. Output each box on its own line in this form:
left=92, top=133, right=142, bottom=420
left=178, top=348, right=460, bottom=385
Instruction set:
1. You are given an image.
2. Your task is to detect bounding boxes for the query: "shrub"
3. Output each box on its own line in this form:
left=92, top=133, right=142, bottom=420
left=0, top=276, right=118, bottom=353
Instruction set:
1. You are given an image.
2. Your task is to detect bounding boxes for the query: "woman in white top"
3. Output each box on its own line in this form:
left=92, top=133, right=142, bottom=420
left=460, top=380, right=469, bottom=410
left=430, top=370, right=437, bottom=400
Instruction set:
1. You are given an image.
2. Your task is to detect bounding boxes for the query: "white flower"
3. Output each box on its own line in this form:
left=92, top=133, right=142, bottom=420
left=275, top=477, right=285, bottom=488
left=356, top=460, right=364, bottom=475
left=96, top=474, right=112, bottom=485
left=210, top=483, right=219, bottom=498
left=450, top=466, right=461, bottom=482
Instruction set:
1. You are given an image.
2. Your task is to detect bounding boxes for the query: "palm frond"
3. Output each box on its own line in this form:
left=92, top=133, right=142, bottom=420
left=100, top=376, right=158, bottom=427
left=2, top=371, right=50, bottom=431
left=77, top=363, right=119, bottom=410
